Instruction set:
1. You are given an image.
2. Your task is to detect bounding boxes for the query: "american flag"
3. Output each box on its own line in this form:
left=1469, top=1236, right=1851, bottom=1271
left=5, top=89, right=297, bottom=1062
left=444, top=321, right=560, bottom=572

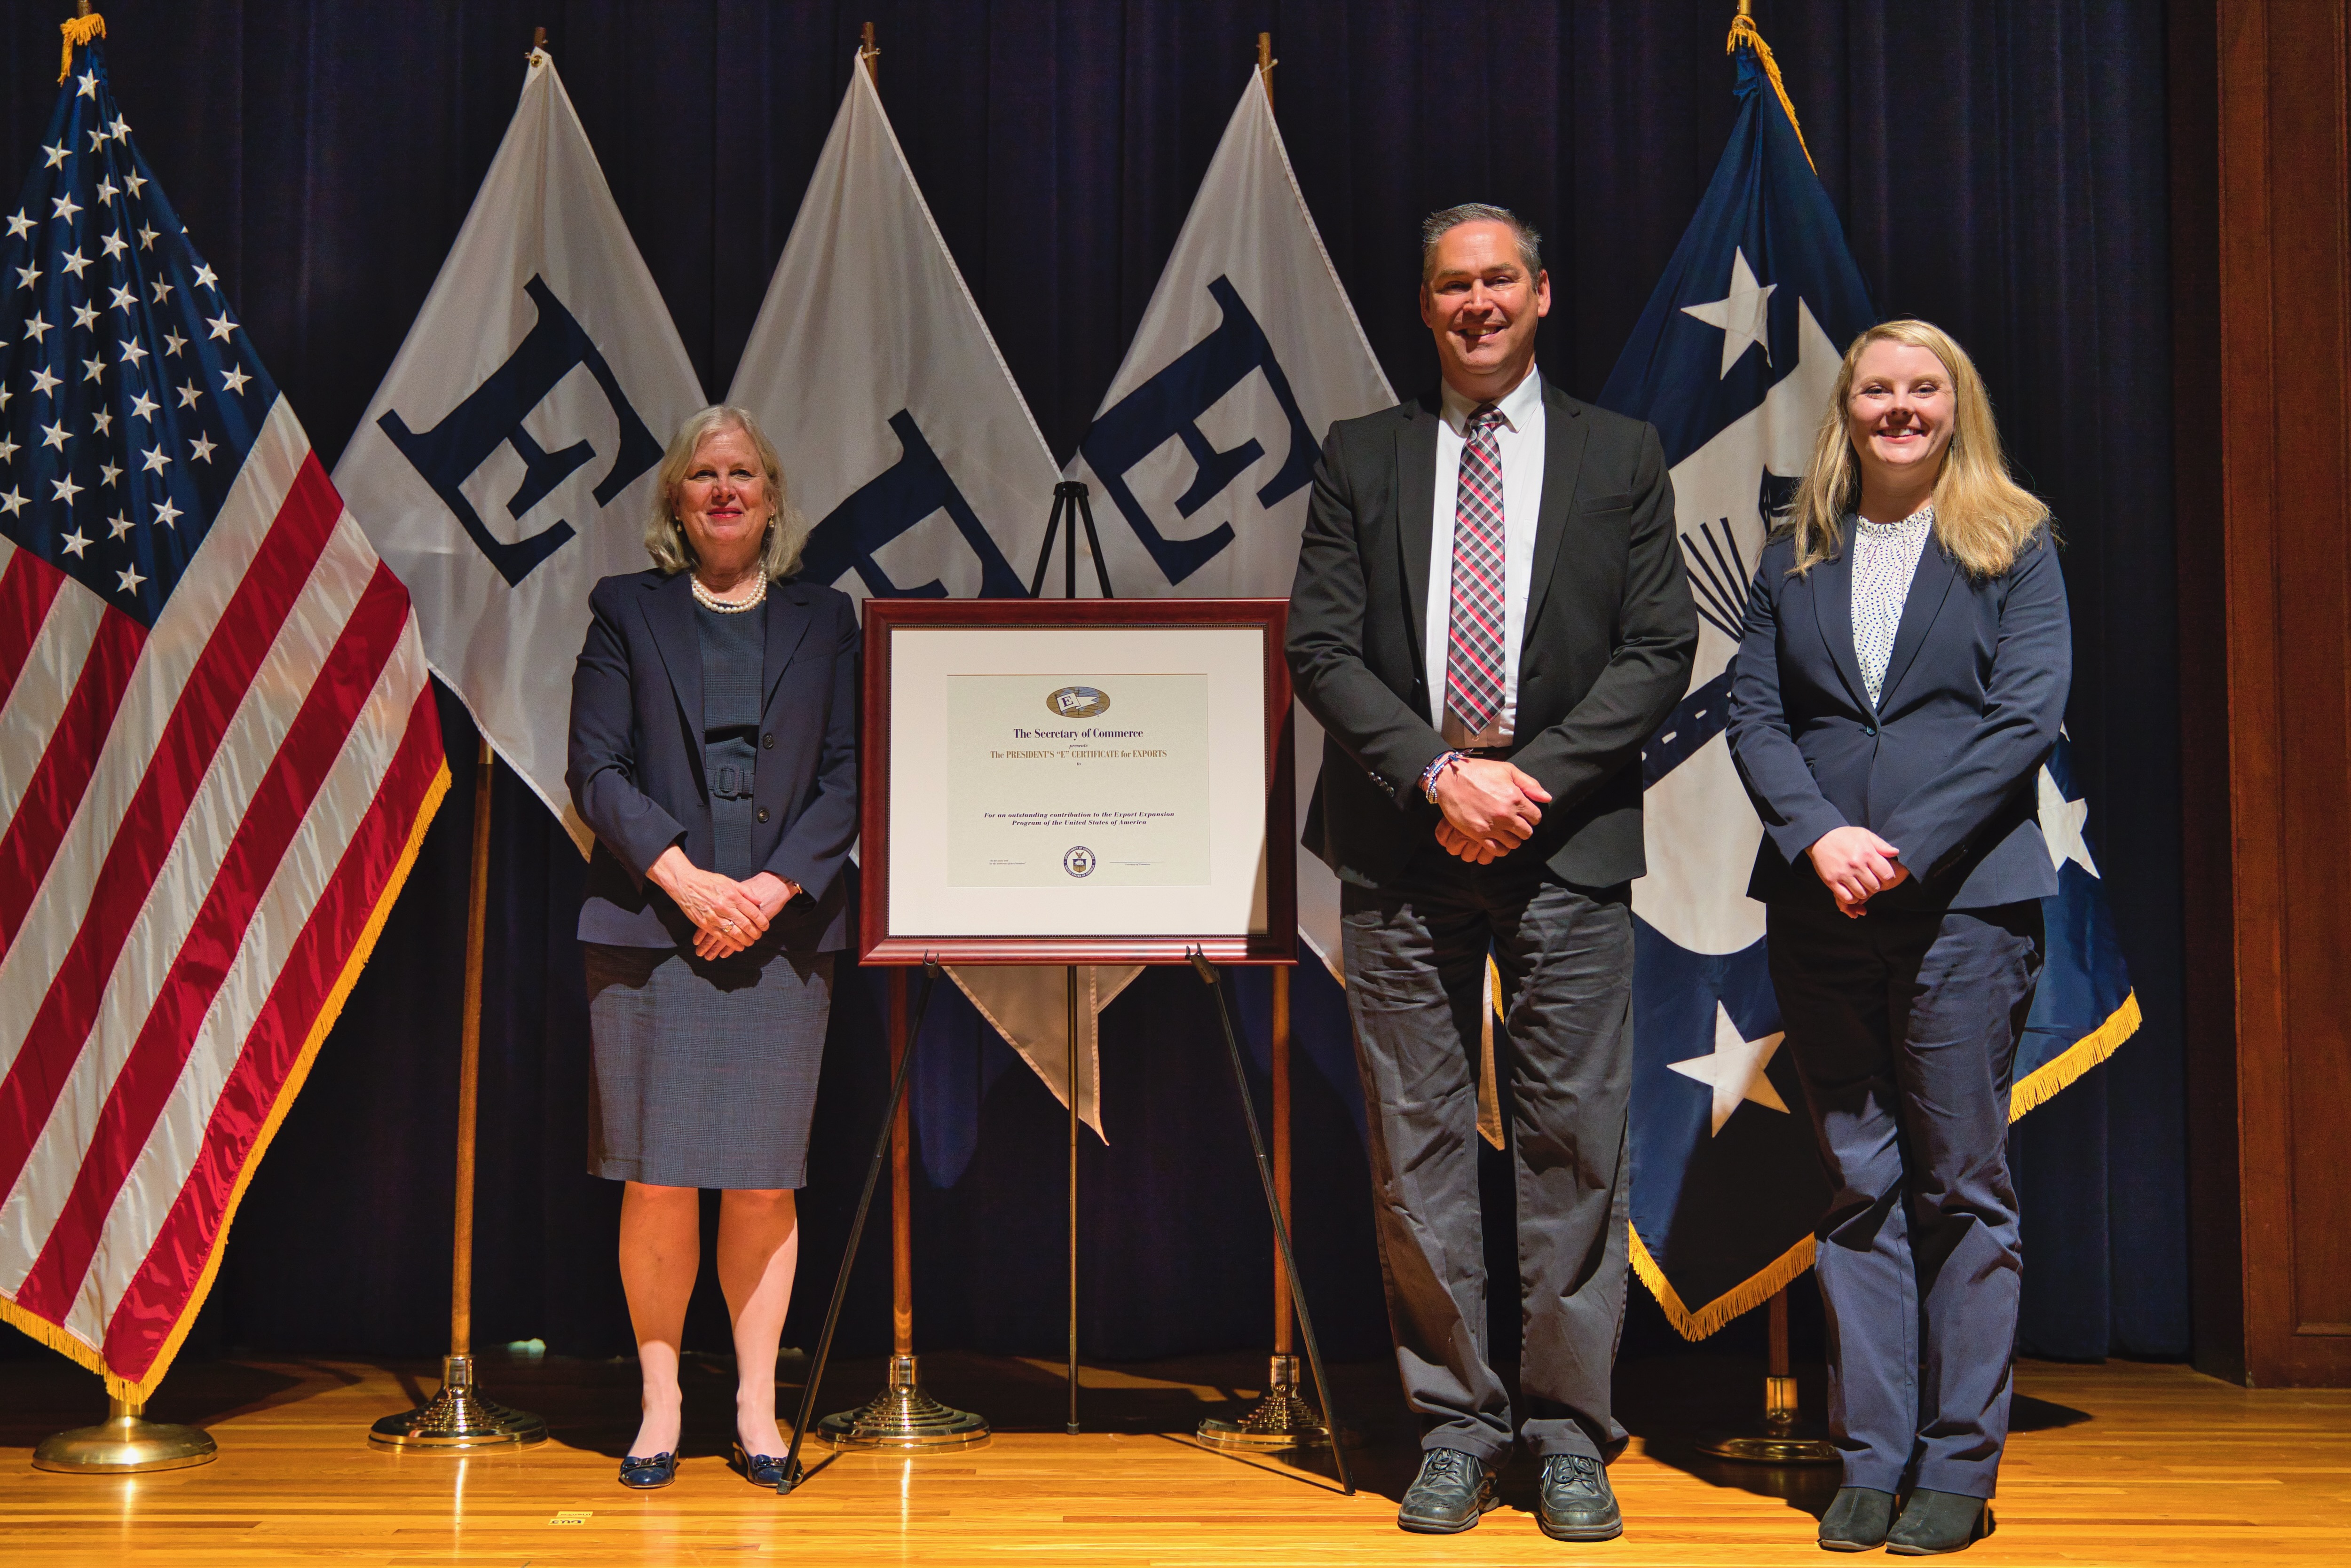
left=0, top=35, right=446, bottom=1395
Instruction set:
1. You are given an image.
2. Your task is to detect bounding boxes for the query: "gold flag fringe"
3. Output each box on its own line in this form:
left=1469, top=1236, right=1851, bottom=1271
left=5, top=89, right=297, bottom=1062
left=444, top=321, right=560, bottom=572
left=1630, top=989, right=2144, bottom=1339
left=59, top=12, right=106, bottom=84
left=2010, top=989, right=2142, bottom=1121
left=0, top=758, right=451, bottom=1400
left=1726, top=13, right=1817, bottom=174
left=1632, top=1224, right=1817, bottom=1343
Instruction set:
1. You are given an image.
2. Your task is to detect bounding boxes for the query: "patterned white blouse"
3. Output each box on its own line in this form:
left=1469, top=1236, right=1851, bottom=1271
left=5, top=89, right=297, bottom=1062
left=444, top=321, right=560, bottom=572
left=1850, top=503, right=1936, bottom=709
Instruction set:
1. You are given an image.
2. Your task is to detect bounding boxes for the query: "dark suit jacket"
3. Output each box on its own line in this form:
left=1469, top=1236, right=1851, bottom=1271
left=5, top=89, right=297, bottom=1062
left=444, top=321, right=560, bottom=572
left=1285, top=379, right=1697, bottom=890
left=567, top=568, right=859, bottom=951
left=1725, top=526, right=2070, bottom=911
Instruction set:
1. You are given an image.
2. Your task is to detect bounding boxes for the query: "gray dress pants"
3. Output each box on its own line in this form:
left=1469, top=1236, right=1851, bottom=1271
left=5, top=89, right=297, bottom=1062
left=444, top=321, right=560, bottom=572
left=1767, top=899, right=2044, bottom=1499
left=1340, top=851, right=1633, bottom=1464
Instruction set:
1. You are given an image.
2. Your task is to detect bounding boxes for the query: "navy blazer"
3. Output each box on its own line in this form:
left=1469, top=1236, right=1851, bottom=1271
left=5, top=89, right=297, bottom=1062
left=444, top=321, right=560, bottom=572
left=1725, top=526, right=2070, bottom=911
left=567, top=568, right=859, bottom=950
left=1286, top=381, right=1696, bottom=890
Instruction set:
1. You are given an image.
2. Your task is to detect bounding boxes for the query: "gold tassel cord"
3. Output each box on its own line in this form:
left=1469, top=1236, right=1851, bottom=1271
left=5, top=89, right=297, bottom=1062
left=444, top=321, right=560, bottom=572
left=59, top=11, right=106, bottom=84
left=1725, top=13, right=1816, bottom=174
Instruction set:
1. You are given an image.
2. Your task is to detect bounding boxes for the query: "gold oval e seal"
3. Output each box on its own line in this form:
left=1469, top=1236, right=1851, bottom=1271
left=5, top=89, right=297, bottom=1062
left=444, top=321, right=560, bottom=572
left=1047, top=686, right=1109, bottom=719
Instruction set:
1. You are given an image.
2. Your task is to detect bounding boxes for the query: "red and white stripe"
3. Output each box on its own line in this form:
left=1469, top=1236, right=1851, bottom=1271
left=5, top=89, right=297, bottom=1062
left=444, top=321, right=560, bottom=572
left=0, top=397, right=446, bottom=1394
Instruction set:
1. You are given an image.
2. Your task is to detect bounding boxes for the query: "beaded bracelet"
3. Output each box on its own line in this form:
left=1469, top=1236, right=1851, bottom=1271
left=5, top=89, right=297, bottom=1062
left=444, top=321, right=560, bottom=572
left=1420, top=749, right=1465, bottom=804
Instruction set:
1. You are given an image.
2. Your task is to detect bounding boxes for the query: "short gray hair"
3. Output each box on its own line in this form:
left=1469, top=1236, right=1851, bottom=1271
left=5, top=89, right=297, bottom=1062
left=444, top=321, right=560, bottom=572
left=1420, top=203, right=1543, bottom=283
left=644, top=405, right=811, bottom=581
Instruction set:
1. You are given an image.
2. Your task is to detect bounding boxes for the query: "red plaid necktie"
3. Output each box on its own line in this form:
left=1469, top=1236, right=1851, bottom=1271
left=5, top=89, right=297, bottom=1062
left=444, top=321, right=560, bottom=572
left=1444, top=404, right=1508, bottom=735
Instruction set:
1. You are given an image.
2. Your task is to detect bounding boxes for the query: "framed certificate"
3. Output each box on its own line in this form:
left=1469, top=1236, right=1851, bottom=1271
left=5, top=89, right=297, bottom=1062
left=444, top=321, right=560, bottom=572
left=860, top=599, right=1296, bottom=965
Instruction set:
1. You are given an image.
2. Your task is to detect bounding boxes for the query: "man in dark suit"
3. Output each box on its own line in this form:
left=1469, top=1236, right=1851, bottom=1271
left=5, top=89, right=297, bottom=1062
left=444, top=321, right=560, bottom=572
left=1286, top=204, right=1696, bottom=1540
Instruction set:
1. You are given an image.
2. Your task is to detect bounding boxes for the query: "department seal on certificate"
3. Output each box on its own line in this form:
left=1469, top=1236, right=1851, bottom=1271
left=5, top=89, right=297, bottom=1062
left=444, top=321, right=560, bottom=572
left=1062, top=845, right=1097, bottom=877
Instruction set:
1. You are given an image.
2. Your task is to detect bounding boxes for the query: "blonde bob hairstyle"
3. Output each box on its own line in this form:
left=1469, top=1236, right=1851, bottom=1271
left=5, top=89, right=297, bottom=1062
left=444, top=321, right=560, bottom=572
left=643, top=405, right=811, bottom=581
left=1783, top=319, right=2051, bottom=578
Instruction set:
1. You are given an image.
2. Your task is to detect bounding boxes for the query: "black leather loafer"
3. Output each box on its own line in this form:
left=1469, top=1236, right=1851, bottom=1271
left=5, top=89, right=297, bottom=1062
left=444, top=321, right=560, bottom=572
left=729, top=1442, right=786, bottom=1487
left=617, top=1451, right=677, bottom=1489
left=1536, top=1453, right=1624, bottom=1541
left=1818, top=1485, right=1896, bottom=1551
left=1397, top=1448, right=1497, bottom=1534
left=1886, top=1489, right=1995, bottom=1555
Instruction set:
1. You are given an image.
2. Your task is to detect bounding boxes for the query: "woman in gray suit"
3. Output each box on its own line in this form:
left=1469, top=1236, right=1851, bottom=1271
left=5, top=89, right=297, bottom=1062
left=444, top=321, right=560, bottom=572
left=1727, top=321, right=2068, bottom=1554
left=567, top=406, right=858, bottom=1490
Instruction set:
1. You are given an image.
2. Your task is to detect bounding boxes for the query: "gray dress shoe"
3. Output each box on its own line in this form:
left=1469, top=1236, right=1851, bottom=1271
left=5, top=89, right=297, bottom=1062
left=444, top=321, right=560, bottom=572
left=1886, top=1489, right=1995, bottom=1555
left=1818, top=1485, right=1896, bottom=1551
left=1536, top=1453, right=1624, bottom=1541
left=1397, top=1448, right=1496, bottom=1534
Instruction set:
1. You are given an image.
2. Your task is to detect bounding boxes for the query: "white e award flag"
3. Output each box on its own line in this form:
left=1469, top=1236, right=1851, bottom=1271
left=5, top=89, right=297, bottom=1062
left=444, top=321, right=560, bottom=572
left=1064, top=69, right=1395, bottom=975
left=335, top=47, right=705, bottom=848
left=728, top=54, right=1132, bottom=1132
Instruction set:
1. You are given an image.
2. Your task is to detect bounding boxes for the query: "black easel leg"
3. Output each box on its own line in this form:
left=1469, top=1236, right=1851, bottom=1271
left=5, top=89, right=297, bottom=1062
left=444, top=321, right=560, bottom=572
left=1187, top=949, right=1356, bottom=1496
left=778, top=959, right=943, bottom=1495
left=1027, top=492, right=1068, bottom=600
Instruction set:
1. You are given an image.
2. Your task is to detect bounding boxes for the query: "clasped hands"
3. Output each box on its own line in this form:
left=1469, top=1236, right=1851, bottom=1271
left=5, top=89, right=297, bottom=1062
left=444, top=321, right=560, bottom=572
left=1430, top=756, right=1552, bottom=865
left=1807, top=825, right=1910, bottom=917
left=648, top=844, right=800, bottom=959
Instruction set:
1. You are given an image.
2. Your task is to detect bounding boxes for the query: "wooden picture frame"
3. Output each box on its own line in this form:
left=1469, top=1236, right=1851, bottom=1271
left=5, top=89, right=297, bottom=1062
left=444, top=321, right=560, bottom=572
left=859, top=599, right=1296, bottom=965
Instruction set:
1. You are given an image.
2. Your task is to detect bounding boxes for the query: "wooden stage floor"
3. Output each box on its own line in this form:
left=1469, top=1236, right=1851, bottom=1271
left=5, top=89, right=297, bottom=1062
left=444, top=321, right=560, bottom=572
left=2, top=1348, right=2347, bottom=1565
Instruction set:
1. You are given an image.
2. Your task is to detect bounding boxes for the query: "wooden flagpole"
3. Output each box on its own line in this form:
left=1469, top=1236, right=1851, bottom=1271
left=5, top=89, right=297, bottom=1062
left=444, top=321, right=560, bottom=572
left=1196, top=33, right=1327, bottom=1455
left=814, top=19, right=987, bottom=1452
left=369, top=736, right=545, bottom=1450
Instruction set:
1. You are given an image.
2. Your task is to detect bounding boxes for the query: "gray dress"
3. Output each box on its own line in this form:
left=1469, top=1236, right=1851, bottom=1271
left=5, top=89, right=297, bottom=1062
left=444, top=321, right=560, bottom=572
left=582, top=600, right=832, bottom=1190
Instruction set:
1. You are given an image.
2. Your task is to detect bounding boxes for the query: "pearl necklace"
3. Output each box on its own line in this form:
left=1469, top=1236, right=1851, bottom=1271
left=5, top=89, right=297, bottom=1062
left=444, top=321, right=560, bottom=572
left=691, top=573, right=767, bottom=614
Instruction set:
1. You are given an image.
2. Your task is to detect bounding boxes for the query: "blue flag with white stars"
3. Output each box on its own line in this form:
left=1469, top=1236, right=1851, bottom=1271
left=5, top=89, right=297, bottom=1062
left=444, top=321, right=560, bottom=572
left=1597, top=27, right=2138, bottom=1337
left=0, top=51, right=274, bottom=622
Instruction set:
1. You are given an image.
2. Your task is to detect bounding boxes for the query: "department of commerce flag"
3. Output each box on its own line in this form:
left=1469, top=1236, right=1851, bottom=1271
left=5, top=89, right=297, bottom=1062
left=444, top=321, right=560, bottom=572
left=1601, top=21, right=2139, bottom=1337
left=0, top=34, right=446, bottom=1395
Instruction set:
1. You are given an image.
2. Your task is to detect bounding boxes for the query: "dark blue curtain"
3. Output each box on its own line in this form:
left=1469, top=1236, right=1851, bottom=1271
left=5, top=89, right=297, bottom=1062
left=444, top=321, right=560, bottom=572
left=0, top=0, right=2185, bottom=1370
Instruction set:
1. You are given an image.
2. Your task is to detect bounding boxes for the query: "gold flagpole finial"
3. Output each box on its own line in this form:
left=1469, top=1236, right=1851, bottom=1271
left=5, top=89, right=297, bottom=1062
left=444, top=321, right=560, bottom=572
left=61, top=4, right=105, bottom=83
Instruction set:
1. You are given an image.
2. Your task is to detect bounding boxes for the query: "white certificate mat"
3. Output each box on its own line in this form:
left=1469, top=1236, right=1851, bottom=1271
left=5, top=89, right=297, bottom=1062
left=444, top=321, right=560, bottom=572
left=891, top=626, right=1268, bottom=937
left=947, top=673, right=1209, bottom=886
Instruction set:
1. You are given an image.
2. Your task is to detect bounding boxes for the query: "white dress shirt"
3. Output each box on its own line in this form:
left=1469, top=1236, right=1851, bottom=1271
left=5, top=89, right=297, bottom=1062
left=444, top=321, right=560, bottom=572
left=1425, top=368, right=1546, bottom=748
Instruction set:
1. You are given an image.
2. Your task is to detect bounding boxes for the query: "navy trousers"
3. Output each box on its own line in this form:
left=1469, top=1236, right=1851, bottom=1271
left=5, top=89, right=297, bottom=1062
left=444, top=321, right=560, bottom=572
left=1767, top=899, right=2044, bottom=1499
left=1340, top=851, right=1633, bottom=1465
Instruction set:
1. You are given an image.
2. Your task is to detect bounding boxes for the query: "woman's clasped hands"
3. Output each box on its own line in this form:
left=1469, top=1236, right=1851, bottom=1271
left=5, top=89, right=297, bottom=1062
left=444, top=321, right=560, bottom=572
left=1807, top=825, right=1909, bottom=917
left=647, top=844, right=799, bottom=959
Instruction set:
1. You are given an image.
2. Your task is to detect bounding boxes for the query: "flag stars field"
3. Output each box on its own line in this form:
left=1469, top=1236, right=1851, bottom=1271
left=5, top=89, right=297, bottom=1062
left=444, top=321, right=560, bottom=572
left=0, top=46, right=278, bottom=623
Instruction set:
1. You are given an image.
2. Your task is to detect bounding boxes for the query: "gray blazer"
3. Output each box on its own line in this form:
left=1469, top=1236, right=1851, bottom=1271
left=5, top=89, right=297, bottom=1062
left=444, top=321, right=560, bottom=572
left=1725, top=526, right=2070, bottom=911
left=1286, top=380, right=1697, bottom=890
left=567, top=568, right=858, bottom=950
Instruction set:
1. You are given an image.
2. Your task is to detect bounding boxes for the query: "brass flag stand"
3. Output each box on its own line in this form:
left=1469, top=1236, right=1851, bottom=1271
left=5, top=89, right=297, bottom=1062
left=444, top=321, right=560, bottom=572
left=1697, top=1286, right=1838, bottom=1465
left=815, top=967, right=990, bottom=1448
left=1196, top=966, right=1328, bottom=1450
left=368, top=739, right=545, bottom=1450
left=32, top=1393, right=216, bottom=1475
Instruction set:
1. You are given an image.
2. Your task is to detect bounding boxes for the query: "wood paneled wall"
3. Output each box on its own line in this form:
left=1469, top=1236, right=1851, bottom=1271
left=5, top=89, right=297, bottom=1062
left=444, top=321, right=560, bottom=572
left=2183, top=0, right=2351, bottom=1387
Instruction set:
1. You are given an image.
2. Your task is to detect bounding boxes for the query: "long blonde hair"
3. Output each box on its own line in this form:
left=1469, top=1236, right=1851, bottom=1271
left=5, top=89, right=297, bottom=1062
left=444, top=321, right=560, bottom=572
left=644, top=405, right=811, bottom=580
left=1783, top=319, right=2050, bottom=577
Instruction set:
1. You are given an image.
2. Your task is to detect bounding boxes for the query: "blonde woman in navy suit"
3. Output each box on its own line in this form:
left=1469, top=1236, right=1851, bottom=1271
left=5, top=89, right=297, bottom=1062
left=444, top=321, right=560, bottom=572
left=568, top=406, right=858, bottom=1490
left=1727, top=321, right=2067, bottom=1555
